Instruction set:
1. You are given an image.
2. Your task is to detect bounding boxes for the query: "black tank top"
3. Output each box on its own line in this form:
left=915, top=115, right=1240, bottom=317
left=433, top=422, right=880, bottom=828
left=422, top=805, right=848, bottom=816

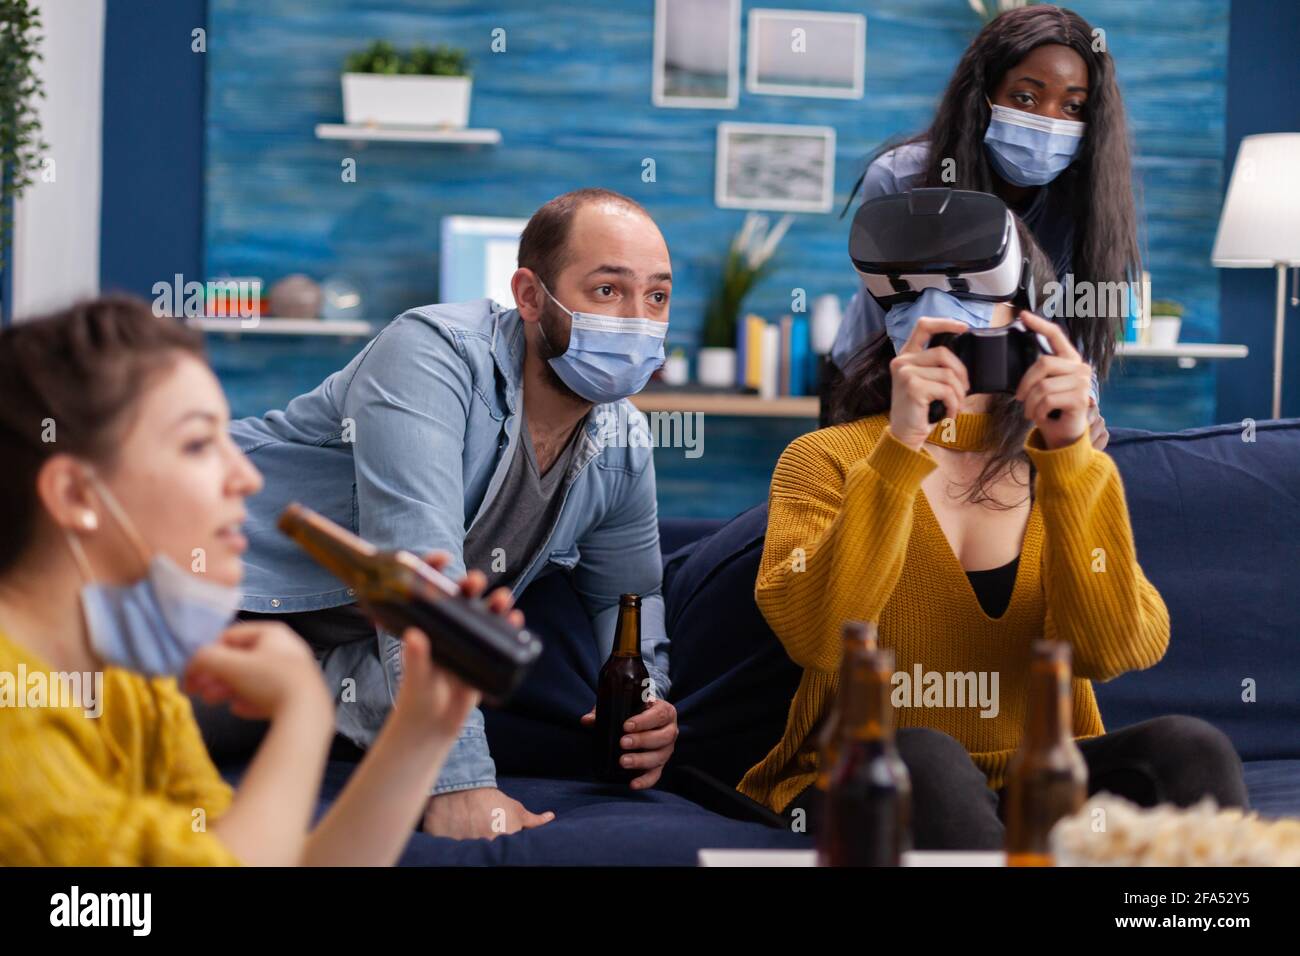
left=965, top=556, right=1020, bottom=618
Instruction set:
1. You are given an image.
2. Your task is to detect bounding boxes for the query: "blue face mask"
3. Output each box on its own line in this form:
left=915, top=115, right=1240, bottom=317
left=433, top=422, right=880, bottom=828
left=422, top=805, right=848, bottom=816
left=885, top=288, right=1001, bottom=355
left=65, top=473, right=238, bottom=678
left=984, top=101, right=1086, bottom=187
left=538, top=281, right=667, bottom=404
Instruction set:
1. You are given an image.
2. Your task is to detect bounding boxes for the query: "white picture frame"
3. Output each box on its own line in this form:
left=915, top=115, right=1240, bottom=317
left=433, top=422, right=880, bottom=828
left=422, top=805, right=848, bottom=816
left=652, top=0, right=741, bottom=110
left=715, top=122, right=837, bottom=214
left=746, top=8, right=866, bottom=100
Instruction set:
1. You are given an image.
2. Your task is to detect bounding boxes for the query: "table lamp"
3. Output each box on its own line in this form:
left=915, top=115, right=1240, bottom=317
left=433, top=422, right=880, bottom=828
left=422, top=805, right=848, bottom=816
left=1212, top=133, right=1300, bottom=419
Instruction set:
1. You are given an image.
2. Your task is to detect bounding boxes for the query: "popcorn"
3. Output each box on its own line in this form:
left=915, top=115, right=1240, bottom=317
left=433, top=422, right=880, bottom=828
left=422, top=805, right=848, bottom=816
left=1049, top=794, right=1300, bottom=866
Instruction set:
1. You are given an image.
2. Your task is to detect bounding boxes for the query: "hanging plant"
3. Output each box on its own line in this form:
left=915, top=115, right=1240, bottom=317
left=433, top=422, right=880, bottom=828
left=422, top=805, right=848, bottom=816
left=0, top=0, right=47, bottom=267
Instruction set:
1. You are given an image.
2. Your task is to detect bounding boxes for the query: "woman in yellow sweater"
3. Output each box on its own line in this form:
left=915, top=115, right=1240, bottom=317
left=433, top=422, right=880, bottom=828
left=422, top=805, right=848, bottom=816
left=739, top=277, right=1247, bottom=849
left=0, top=297, right=524, bottom=865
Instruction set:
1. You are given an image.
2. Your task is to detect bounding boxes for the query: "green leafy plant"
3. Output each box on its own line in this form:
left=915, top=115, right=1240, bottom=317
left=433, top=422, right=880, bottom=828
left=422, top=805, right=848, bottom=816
left=1149, top=299, right=1185, bottom=317
left=968, top=0, right=1039, bottom=24
left=0, top=0, right=47, bottom=268
left=701, top=213, right=793, bottom=349
left=344, top=40, right=470, bottom=77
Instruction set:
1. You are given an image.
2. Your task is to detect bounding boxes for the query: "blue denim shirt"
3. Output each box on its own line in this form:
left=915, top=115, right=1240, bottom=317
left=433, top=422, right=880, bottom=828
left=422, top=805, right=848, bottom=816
left=230, top=299, right=670, bottom=795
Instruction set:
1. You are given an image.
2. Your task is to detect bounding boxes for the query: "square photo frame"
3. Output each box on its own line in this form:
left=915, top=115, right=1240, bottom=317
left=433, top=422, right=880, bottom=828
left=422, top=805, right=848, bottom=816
left=652, top=0, right=741, bottom=109
left=715, top=122, right=837, bottom=213
left=747, top=8, right=866, bottom=99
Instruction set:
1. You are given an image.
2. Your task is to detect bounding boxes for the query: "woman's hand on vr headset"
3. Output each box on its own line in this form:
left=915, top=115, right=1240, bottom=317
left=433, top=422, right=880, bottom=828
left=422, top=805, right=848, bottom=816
left=1014, top=311, right=1094, bottom=450
left=887, top=316, right=972, bottom=451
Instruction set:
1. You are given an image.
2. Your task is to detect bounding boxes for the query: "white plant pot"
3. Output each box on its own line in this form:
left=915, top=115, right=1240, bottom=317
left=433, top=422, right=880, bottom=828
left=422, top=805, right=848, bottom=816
left=1149, top=315, right=1182, bottom=348
left=661, top=353, right=689, bottom=387
left=342, top=73, right=471, bottom=128
left=696, top=347, right=737, bottom=388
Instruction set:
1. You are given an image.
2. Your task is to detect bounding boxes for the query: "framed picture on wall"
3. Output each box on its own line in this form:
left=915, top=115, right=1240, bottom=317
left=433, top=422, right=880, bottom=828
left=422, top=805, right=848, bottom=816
left=652, top=0, right=741, bottom=109
left=746, top=8, right=866, bottom=99
left=715, top=122, right=836, bottom=213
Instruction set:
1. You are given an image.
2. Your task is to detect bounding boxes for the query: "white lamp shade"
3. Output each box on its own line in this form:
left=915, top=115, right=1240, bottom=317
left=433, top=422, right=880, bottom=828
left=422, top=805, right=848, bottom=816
left=1212, top=133, right=1300, bottom=267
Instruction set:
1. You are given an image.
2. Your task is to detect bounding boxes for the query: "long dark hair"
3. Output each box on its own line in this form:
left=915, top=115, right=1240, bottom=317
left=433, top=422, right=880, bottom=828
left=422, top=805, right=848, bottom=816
left=827, top=217, right=1060, bottom=509
left=844, top=4, right=1138, bottom=382
left=0, top=296, right=206, bottom=576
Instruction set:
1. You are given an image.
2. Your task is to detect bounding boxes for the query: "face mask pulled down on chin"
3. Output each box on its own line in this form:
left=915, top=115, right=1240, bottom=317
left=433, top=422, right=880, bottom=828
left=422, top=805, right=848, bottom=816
left=63, top=471, right=239, bottom=678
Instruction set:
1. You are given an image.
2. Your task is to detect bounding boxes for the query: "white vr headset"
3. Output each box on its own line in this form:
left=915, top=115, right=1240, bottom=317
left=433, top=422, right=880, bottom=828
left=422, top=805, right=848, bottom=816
left=848, top=188, right=1034, bottom=311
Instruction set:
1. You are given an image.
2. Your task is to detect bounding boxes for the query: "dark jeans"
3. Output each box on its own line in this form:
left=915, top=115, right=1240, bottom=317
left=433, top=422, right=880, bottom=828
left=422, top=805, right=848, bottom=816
left=786, top=715, right=1249, bottom=850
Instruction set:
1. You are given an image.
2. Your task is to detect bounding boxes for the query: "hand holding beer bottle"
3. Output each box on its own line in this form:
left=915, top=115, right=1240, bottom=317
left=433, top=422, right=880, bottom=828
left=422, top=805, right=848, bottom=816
left=581, top=594, right=678, bottom=790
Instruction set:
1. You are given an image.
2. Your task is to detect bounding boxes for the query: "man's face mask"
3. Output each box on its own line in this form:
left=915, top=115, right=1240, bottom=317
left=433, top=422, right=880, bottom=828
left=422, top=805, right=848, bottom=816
left=536, top=279, right=666, bottom=405
left=63, top=471, right=239, bottom=677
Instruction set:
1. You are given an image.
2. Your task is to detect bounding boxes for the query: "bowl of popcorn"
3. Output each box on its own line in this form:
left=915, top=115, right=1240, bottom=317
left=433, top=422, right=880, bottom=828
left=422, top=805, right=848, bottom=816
left=1050, top=794, right=1300, bottom=866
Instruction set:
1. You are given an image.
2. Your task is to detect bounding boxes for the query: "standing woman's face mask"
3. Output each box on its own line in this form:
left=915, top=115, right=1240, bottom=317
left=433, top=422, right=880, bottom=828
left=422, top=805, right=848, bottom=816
left=60, top=355, right=263, bottom=673
left=983, top=42, right=1091, bottom=187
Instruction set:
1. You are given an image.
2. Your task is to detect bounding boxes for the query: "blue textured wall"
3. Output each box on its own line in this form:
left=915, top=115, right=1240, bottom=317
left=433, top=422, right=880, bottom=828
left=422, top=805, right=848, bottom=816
left=102, top=0, right=208, bottom=301
left=196, top=0, right=1235, bottom=514
left=204, top=1, right=1229, bottom=419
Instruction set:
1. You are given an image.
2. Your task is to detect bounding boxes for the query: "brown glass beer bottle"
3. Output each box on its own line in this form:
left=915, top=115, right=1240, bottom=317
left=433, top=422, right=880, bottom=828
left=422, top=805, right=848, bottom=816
left=593, top=594, right=652, bottom=784
left=277, top=503, right=541, bottom=702
left=1004, top=640, right=1088, bottom=866
left=819, top=643, right=911, bottom=867
left=815, top=621, right=879, bottom=793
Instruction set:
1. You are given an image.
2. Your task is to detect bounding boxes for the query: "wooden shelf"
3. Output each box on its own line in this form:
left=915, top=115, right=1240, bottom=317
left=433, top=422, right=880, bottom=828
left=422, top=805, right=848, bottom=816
left=631, top=391, right=817, bottom=418
left=186, top=317, right=375, bottom=337
left=315, top=123, right=501, bottom=145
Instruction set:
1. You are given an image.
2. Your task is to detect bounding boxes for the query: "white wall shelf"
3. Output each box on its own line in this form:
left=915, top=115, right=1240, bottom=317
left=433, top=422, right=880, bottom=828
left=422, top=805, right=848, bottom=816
left=186, top=317, right=375, bottom=338
left=314, top=123, right=501, bottom=145
left=1116, top=342, right=1248, bottom=369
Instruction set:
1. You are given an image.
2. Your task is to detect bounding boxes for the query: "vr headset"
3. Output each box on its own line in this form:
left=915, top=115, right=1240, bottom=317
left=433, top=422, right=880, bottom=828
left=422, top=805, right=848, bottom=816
left=849, top=187, right=1060, bottom=423
left=848, top=187, right=1037, bottom=313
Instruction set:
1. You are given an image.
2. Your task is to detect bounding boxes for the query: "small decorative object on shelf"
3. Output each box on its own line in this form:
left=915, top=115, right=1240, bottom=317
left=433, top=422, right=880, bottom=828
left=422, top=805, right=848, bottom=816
left=268, top=274, right=323, bottom=320
left=342, top=40, right=472, bottom=129
left=1147, top=299, right=1184, bottom=348
left=660, top=347, right=689, bottom=387
left=699, top=212, right=794, bottom=387
left=320, top=276, right=365, bottom=322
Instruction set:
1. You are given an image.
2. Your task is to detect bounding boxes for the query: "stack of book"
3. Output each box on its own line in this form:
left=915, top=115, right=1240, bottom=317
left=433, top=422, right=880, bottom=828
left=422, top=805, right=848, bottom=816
left=736, top=313, right=815, bottom=398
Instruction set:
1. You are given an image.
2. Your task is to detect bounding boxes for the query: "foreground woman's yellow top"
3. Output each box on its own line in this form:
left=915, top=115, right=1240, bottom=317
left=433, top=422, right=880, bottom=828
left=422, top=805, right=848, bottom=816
left=0, top=630, right=240, bottom=865
left=738, top=412, right=1171, bottom=814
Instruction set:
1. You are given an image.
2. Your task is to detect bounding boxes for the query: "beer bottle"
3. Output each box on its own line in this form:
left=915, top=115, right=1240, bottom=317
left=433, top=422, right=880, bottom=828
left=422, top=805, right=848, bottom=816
left=1004, top=640, right=1088, bottom=866
left=593, top=594, right=652, bottom=784
left=277, top=502, right=542, bottom=702
left=819, top=643, right=911, bottom=867
left=815, top=621, right=878, bottom=793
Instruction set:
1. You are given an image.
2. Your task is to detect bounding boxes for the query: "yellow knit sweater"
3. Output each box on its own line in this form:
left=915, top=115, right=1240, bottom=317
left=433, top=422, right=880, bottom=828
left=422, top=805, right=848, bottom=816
left=0, top=631, right=241, bottom=865
left=737, top=412, right=1171, bottom=814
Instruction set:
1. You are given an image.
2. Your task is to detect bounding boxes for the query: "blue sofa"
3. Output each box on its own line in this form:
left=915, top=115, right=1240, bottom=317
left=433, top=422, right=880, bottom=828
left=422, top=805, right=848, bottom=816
left=299, top=418, right=1300, bottom=864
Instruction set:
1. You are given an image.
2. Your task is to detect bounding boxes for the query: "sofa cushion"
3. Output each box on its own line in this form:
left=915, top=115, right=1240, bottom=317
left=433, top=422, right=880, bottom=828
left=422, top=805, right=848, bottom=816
left=1097, top=419, right=1300, bottom=761
left=220, top=762, right=805, bottom=866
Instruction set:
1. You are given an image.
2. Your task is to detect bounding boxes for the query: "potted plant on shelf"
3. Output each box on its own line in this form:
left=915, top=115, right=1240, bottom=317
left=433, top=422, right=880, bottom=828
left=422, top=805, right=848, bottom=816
left=1148, top=299, right=1184, bottom=348
left=698, top=212, right=793, bottom=388
left=342, top=41, right=472, bottom=129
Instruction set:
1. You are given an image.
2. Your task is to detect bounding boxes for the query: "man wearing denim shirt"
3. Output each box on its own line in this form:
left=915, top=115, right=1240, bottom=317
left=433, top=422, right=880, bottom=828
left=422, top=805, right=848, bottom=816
left=226, top=188, right=678, bottom=839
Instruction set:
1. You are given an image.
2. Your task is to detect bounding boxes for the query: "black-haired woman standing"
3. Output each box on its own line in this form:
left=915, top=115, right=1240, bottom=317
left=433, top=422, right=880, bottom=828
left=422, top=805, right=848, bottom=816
left=827, top=5, right=1137, bottom=447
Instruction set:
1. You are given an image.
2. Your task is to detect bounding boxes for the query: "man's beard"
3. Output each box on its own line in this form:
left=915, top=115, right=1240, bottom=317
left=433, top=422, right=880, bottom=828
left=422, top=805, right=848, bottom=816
left=534, top=296, right=584, bottom=402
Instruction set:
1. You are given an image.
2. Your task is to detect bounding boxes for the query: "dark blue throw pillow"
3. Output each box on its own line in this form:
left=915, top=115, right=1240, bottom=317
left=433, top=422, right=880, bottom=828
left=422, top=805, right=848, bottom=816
left=663, top=503, right=802, bottom=787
